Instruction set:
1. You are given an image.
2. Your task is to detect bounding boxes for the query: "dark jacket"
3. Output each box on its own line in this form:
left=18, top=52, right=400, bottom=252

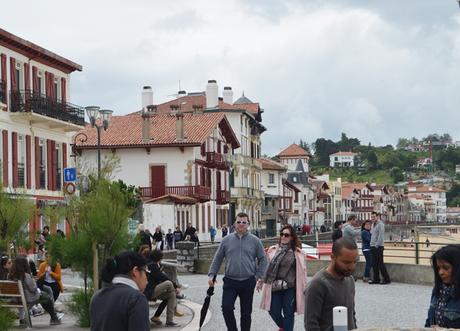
left=152, top=232, right=163, bottom=243
left=143, top=262, right=177, bottom=300
left=90, top=283, right=150, bottom=331
left=173, top=230, right=183, bottom=242
left=361, top=229, right=371, bottom=251
left=425, top=288, right=460, bottom=328
left=184, top=226, right=197, bottom=241
left=139, top=231, right=152, bottom=250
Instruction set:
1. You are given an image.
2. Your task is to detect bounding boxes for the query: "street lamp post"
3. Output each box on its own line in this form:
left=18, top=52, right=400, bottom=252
left=85, top=106, right=113, bottom=179
left=84, top=106, right=112, bottom=290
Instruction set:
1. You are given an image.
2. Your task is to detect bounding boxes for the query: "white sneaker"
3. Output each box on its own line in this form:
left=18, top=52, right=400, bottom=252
left=57, top=313, right=64, bottom=321
left=179, top=284, right=189, bottom=290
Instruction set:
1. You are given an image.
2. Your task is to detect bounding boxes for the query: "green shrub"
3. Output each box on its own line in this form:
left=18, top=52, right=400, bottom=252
left=0, top=305, right=17, bottom=331
left=65, top=288, right=94, bottom=327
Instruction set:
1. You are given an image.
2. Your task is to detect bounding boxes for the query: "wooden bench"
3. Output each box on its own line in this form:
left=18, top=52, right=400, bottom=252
left=0, top=280, right=31, bottom=328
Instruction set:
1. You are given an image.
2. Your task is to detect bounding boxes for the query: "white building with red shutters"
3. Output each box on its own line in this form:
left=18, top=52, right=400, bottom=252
left=75, top=87, right=240, bottom=240
left=0, top=28, right=83, bottom=236
left=407, top=183, right=447, bottom=223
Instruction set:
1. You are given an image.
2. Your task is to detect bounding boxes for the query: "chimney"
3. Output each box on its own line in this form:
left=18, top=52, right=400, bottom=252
left=175, top=111, right=185, bottom=142
left=192, top=104, right=204, bottom=114
left=223, top=86, right=233, bottom=104
left=206, top=80, right=218, bottom=108
left=142, top=86, right=153, bottom=111
left=178, top=90, right=187, bottom=98
left=142, top=105, right=156, bottom=143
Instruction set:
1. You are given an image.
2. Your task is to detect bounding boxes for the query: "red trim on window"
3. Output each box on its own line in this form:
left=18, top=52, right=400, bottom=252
left=11, top=132, right=18, bottom=188
left=26, top=135, right=31, bottom=189
left=62, top=143, right=67, bottom=169
left=35, top=137, right=40, bottom=189
left=24, top=63, right=30, bottom=91
left=2, top=130, right=8, bottom=186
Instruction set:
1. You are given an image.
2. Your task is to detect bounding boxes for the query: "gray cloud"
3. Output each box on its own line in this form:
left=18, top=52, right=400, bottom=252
left=2, top=0, right=460, bottom=156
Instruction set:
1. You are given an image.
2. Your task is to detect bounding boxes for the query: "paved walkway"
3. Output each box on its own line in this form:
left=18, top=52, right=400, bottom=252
left=10, top=270, right=433, bottom=330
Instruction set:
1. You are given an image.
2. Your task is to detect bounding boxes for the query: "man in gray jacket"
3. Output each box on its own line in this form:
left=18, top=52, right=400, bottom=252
left=208, top=212, right=268, bottom=331
left=342, top=215, right=360, bottom=242
left=368, top=212, right=391, bottom=284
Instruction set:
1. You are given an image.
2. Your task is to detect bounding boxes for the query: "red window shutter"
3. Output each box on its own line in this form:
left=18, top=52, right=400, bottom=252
left=12, top=132, right=18, bottom=188
left=51, top=140, right=56, bottom=190
left=62, top=143, right=67, bottom=169
left=45, top=72, right=51, bottom=98
left=217, top=141, right=221, bottom=153
left=46, top=139, right=52, bottom=190
left=10, top=58, right=16, bottom=91
left=61, top=77, right=66, bottom=103
left=26, top=135, right=31, bottom=189
left=35, top=137, right=40, bottom=189
left=206, top=169, right=211, bottom=188
left=1, top=54, right=7, bottom=109
left=200, top=143, right=205, bottom=156
left=223, top=144, right=228, bottom=154
left=2, top=130, right=8, bottom=186
left=195, top=207, right=199, bottom=233
left=201, top=205, right=205, bottom=233
left=49, top=73, right=55, bottom=100
left=24, top=63, right=30, bottom=91
left=32, top=66, right=38, bottom=93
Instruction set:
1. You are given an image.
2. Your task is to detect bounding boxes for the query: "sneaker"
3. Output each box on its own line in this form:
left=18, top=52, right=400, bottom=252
left=368, top=280, right=380, bottom=284
left=165, top=321, right=181, bottom=327
left=174, top=310, right=184, bottom=317
left=19, top=319, right=27, bottom=326
left=176, top=293, right=186, bottom=300
left=57, top=313, right=64, bottom=320
left=179, top=283, right=189, bottom=290
left=50, top=318, right=62, bottom=325
left=151, top=316, right=162, bottom=325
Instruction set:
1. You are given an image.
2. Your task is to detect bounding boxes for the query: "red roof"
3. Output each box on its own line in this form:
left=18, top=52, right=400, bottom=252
left=330, top=151, right=357, bottom=156
left=341, top=183, right=367, bottom=198
left=129, top=94, right=260, bottom=116
left=0, top=28, right=82, bottom=73
left=75, top=112, right=239, bottom=149
left=260, top=158, right=286, bottom=171
left=144, top=194, right=198, bottom=205
left=408, top=185, right=445, bottom=193
left=277, top=144, right=311, bottom=158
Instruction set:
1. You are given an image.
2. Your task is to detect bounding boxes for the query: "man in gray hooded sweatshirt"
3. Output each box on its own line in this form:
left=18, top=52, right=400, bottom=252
left=208, top=212, right=268, bottom=331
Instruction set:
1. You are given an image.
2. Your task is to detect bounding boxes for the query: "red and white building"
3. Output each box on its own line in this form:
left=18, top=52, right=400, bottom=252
left=0, top=28, right=83, bottom=236
left=407, top=184, right=447, bottom=223
left=75, top=87, right=240, bottom=240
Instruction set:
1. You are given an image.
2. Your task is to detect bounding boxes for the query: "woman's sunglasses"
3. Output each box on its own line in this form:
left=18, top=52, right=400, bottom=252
left=280, top=232, right=291, bottom=238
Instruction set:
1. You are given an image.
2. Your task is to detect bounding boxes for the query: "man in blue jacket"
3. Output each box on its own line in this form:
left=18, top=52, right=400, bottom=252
left=208, top=212, right=268, bottom=331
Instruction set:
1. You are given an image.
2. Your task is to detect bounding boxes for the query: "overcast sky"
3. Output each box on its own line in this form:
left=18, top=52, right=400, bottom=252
left=2, top=0, right=460, bottom=155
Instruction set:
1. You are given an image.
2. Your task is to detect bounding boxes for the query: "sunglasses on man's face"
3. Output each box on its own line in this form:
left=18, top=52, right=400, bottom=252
left=236, top=220, right=249, bottom=225
left=280, top=232, right=291, bottom=238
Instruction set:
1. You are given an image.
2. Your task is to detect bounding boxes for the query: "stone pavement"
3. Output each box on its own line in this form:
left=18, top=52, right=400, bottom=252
left=9, top=270, right=434, bottom=330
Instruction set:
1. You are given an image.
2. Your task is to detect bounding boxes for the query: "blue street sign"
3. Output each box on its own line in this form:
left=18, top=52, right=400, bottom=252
left=64, top=167, right=77, bottom=182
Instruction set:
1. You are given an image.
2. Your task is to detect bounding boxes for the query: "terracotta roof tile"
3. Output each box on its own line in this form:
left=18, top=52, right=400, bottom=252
left=277, top=144, right=312, bottom=158
left=75, top=112, right=239, bottom=148
left=260, top=158, right=286, bottom=171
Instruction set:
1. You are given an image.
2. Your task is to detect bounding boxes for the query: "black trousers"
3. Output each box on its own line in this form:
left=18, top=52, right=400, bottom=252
left=371, top=246, right=390, bottom=283
left=221, top=277, right=256, bottom=331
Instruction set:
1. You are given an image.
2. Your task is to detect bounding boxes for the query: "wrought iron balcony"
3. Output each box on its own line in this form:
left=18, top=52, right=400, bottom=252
left=0, top=81, right=5, bottom=104
left=216, top=190, right=230, bottom=204
left=140, top=185, right=211, bottom=201
left=9, top=90, right=85, bottom=126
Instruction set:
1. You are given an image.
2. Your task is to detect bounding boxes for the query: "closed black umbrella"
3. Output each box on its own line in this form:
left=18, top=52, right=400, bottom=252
left=199, top=275, right=216, bottom=330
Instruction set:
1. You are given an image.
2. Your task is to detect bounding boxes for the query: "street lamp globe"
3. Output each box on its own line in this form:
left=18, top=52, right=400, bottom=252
left=85, top=106, right=100, bottom=127
left=99, top=109, right=113, bottom=130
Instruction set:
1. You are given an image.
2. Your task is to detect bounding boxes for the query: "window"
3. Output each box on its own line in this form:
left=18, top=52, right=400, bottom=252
left=17, top=135, right=25, bottom=187
left=37, top=71, right=43, bottom=94
left=39, top=139, right=46, bottom=189
left=55, top=143, right=62, bottom=190
left=268, top=173, right=275, bottom=185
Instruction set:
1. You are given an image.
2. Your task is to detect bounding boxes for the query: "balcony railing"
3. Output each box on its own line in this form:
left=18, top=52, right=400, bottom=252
left=9, top=90, right=85, bottom=126
left=0, top=81, right=5, bottom=104
left=206, top=152, right=230, bottom=169
left=140, top=185, right=211, bottom=201
left=216, top=190, right=230, bottom=204
left=231, top=187, right=264, bottom=199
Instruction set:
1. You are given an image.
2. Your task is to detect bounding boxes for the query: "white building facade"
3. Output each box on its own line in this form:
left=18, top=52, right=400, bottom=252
left=329, top=152, right=357, bottom=167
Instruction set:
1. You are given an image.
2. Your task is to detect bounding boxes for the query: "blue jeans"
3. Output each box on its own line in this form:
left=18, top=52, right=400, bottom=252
left=269, top=287, right=296, bottom=331
left=222, top=277, right=256, bottom=331
left=362, top=250, right=372, bottom=278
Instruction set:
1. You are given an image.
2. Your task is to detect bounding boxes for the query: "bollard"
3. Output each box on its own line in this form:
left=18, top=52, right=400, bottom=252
left=333, top=306, right=348, bottom=331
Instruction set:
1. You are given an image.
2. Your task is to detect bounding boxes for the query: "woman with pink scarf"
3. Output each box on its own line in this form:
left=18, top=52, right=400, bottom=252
left=257, top=225, right=307, bottom=331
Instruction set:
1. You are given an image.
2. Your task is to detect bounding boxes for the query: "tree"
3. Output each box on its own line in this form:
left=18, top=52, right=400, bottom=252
left=366, top=150, right=378, bottom=170
left=389, top=167, right=404, bottom=183
left=313, top=138, right=338, bottom=167
left=396, top=138, right=410, bottom=149
left=0, top=184, right=34, bottom=253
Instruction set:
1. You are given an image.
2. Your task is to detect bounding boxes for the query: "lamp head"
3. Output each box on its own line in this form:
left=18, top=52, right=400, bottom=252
left=85, top=106, right=100, bottom=127
left=99, top=109, right=113, bottom=131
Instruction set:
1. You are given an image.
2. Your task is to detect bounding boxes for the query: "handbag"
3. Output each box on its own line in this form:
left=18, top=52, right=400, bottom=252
left=271, top=279, right=288, bottom=292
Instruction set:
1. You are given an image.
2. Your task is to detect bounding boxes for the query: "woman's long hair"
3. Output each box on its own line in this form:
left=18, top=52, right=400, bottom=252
left=361, top=220, right=370, bottom=231
left=10, top=255, right=30, bottom=281
left=278, top=225, right=301, bottom=250
left=431, top=244, right=460, bottom=299
left=101, top=251, right=147, bottom=284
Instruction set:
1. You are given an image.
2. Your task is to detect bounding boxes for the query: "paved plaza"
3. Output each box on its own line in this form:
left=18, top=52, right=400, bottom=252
left=11, top=270, right=433, bottom=330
